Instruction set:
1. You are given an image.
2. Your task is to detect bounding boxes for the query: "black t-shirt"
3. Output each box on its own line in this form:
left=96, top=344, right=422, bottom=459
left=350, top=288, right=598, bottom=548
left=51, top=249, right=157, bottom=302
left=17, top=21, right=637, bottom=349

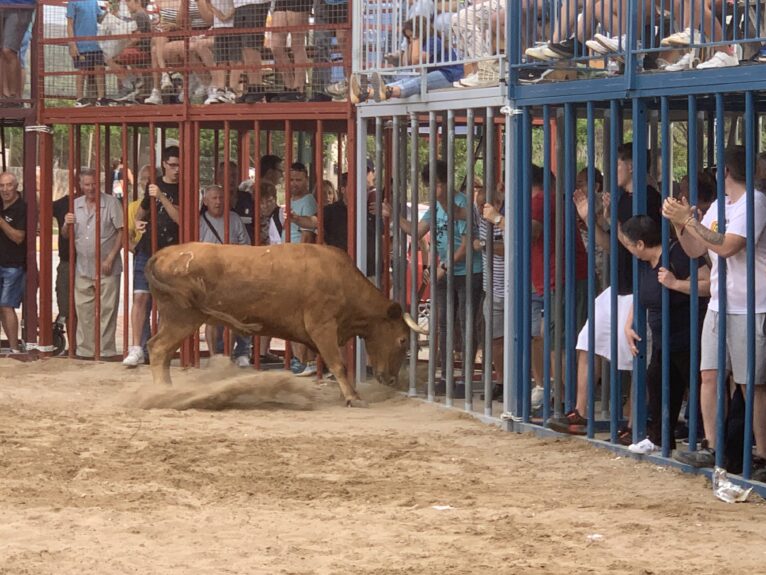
left=135, top=179, right=179, bottom=255
left=0, top=195, right=27, bottom=268
left=322, top=200, right=376, bottom=276
left=52, top=195, right=71, bottom=262
left=232, top=189, right=254, bottom=243
left=134, top=10, right=152, bottom=53
left=616, top=186, right=662, bottom=295
left=638, top=242, right=708, bottom=352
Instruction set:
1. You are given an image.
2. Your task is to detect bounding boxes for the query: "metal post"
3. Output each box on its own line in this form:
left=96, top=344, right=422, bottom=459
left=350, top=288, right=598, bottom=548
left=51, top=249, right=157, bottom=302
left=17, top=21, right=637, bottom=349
left=465, top=109, right=475, bottom=413
left=409, top=113, right=419, bottom=398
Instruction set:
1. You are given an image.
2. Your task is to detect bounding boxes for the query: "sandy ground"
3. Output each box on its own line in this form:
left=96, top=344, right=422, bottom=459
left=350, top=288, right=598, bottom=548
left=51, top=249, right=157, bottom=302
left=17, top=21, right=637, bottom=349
left=0, top=357, right=764, bottom=575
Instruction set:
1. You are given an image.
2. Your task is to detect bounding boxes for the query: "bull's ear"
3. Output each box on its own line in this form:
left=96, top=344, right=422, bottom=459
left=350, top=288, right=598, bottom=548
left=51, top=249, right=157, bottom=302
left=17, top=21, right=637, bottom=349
left=386, top=302, right=403, bottom=320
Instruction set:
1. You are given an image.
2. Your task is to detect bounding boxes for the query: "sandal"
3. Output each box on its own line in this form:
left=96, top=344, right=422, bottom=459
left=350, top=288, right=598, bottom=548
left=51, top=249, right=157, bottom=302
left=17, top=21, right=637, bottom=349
left=617, top=426, right=633, bottom=446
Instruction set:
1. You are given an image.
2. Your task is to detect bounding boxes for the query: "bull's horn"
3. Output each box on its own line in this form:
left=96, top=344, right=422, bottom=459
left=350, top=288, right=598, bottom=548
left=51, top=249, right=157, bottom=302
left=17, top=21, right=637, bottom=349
left=403, top=313, right=429, bottom=335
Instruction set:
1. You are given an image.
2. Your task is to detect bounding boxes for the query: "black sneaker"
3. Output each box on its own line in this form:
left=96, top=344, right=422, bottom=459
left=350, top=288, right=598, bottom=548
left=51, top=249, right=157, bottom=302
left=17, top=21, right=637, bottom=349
left=673, top=439, right=716, bottom=468
left=547, top=409, right=587, bottom=435
left=517, top=67, right=553, bottom=84
left=74, top=97, right=93, bottom=108
left=547, top=37, right=577, bottom=59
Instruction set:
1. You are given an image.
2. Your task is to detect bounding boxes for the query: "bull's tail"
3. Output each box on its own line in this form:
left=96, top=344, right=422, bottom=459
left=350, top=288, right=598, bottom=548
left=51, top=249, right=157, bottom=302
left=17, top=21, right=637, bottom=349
left=144, top=254, right=263, bottom=335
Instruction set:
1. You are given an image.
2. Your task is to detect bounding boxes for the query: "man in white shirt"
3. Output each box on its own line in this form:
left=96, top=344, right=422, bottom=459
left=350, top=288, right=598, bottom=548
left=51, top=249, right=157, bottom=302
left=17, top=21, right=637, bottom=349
left=199, top=184, right=252, bottom=365
left=663, top=146, right=766, bottom=469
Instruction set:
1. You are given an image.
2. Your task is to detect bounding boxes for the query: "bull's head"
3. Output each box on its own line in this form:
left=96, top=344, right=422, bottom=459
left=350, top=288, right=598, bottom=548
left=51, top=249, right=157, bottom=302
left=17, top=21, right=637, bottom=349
left=366, top=302, right=428, bottom=387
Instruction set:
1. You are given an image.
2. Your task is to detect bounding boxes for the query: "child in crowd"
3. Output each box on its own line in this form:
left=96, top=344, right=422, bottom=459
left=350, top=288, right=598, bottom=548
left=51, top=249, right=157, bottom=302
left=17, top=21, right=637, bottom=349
left=67, top=0, right=107, bottom=106
left=105, top=0, right=153, bottom=103
left=349, top=17, right=463, bottom=103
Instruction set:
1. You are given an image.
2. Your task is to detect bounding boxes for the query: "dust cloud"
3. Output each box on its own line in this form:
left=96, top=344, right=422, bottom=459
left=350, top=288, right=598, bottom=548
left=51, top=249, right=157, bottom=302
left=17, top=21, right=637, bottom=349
left=125, top=357, right=317, bottom=411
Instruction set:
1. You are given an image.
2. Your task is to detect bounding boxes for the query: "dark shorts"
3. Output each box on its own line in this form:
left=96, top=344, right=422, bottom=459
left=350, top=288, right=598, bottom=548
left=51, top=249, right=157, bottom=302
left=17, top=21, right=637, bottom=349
left=0, top=265, right=25, bottom=308
left=114, top=47, right=150, bottom=66
left=133, top=251, right=150, bottom=293
left=232, top=3, right=270, bottom=54
left=1, top=8, right=34, bottom=53
left=72, top=50, right=105, bottom=70
left=272, top=0, right=313, bottom=13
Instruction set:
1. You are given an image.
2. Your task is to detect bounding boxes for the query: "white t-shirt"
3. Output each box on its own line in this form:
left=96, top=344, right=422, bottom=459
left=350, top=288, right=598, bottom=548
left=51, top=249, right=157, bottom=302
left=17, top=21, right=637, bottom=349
left=701, top=191, right=766, bottom=313
left=211, top=0, right=234, bottom=28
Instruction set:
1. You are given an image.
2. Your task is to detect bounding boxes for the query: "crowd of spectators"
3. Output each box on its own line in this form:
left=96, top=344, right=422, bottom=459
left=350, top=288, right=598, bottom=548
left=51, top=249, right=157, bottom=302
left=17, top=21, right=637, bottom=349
left=51, top=0, right=351, bottom=106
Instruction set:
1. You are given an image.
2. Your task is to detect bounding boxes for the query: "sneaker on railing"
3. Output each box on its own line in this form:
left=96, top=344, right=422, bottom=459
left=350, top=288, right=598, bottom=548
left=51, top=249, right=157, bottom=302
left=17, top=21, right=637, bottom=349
left=517, top=66, right=553, bottom=84
left=628, top=437, right=659, bottom=454
left=144, top=89, right=163, bottom=105
left=757, top=45, right=766, bottom=63
left=696, top=49, right=739, bottom=69
left=459, top=61, right=499, bottom=87
left=160, top=72, right=173, bottom=91
left=74, top=98, right=92, bottom=107
left=593, top=33, right=629, bottom=53
left=660, top=27, right=702, bottom=47
left=585, top=38, right=611, bottom=56
left=324, top=79, right=348, bottom=100
left=525, top=37, right=576, bottom=61
left=663, top=51, right=699, bottom=71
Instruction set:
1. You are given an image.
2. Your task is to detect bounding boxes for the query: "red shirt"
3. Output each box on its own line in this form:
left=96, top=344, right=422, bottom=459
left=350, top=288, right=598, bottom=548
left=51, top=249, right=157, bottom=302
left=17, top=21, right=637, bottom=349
left=530, top=190, right=588, bottom=296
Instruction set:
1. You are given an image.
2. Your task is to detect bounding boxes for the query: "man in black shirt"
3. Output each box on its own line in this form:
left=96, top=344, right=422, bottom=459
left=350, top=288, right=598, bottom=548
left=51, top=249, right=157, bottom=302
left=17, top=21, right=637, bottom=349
left=550, top=143, right=662, bottom=435
left=52, top=191, right=81, bottom=323
left=323, top=172, right=376, bottom=276
left=216, top=160, right=256, bottom=242
left=0, top=172, right=27, bottom=353
left=123, top=146, right=180, bottom=367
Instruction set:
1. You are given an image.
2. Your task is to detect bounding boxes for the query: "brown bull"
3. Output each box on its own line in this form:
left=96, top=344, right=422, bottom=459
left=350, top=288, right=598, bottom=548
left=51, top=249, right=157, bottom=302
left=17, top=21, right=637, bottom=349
left=143, top=242, right=426, bottom=406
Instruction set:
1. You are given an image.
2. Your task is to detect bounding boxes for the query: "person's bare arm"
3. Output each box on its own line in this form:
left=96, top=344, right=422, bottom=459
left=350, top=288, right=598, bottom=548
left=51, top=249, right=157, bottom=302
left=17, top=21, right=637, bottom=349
left=0, top=218, right=25, bottom=244
left=658, top=263, right=712, bottom=297
left=573, top=188, right=611, bottom=251
left=292, top=213, right=317, bottom=231
left=663, top=196, right=744, bottom=258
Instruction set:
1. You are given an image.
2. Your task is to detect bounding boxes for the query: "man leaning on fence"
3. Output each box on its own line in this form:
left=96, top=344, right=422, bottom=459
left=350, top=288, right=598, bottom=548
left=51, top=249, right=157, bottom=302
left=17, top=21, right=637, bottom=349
left=0, top=171, right=26, bottom=354
left=663, top=145, right=766, bottom=475
left=62, top=169, right=124, bottom=358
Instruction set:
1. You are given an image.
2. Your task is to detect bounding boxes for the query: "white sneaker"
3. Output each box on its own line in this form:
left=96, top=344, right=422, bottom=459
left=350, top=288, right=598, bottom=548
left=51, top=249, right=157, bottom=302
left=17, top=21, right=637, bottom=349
left=660, top=27, right=702, bottom=47
left=593, top=33, right=628, bottom=53
left=234, top=355, right=250, bottom=368
left=455, top=72, right=478, bottom=87
left=160, top=72, right=173, bottom=91
left=696, top=50, right=739, bottom=69
left=585, top=39, right=611, bottom=56
left=144, top=89, right=162, bottom=105
left=525, top=42, right=560, bottom=61
left=530, top=386, right=545, bottom=410
left=123, top=346, right=144, bottom=367
left=459, top=61, right=499, bottom=87
left=219, top=88, right=236, bottom=104
left=204, top=88, right=223, bottom=105
left=296, top=361, right=318, bottom=377
left=663, top=51, right=699, bottom=71
left=628, top=437, right=659, bottom=454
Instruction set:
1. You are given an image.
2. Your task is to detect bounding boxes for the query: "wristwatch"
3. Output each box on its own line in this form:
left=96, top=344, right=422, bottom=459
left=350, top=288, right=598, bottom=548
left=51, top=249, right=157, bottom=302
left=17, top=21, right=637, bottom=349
left=439, top=262, right=448, bottom=272
left=479, top=239, right=487, bottom=248
left=493, top=214, right=502, bottom=225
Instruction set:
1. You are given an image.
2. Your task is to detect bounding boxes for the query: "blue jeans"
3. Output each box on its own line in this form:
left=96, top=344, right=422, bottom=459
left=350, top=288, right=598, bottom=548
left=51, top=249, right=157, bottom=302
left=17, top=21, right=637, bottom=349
left=0, top=265, right=25, bottom=308
left=214, top=326, right=251, bottom=359
left=389, top=70, right=452, bottom=99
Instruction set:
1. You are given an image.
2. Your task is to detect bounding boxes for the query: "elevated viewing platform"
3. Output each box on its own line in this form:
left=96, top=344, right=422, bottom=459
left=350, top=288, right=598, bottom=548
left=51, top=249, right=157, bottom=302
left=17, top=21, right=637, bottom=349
left=353, top=0, right=766, bottom=109
left=36, top=0, right=352, bottom=123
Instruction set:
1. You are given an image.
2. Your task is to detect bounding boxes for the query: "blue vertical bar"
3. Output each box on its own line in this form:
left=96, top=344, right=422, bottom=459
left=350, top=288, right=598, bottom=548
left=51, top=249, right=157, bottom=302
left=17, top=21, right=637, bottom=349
left=660, top=97, right=672, bottom=458
left=609, top=100, right=620, bottom=444
left=714, top=94, right=727, bottom=470
left=564, top=103, right=577, bottom=420
left=521, top=109, right=532, bottom=421
left=445, top=112, right=456, bottom=408
left=586, top=102, right=596, bottom=438
left=687, top=95, right=701, bottom=452
left=631, top=98, right=648, bottom=444
left=743, top=91, right=755, bottom=479
left=507, top=107, right=523, bottom=422
left=543, top=106, right=552, bottom=424
left=506, top=0, right=520, bottom=98
left=465, top=109, right=476, bottom=413
left=427, top=112, right=438, bottom=403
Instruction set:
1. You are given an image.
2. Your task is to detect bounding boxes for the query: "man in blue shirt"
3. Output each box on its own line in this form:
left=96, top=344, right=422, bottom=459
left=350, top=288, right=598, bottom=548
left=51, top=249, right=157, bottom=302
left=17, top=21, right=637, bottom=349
left=0, top=0, right=35, bottom=103
left=66, top=0, right=106, bottom=106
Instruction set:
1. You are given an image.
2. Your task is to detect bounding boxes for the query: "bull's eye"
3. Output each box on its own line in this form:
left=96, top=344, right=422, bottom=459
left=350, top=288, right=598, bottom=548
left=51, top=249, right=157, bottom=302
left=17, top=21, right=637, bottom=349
left=398, top=336, right=407, bottom=347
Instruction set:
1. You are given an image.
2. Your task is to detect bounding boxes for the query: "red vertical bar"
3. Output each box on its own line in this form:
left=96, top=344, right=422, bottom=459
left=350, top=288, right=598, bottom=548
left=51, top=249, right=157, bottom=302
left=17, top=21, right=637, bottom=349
left=21, top=126, right=38, bottom=347
left=94, top=124, right=102, bottom=361
left=222, top=122, right=232, bottom=358
left=315, top=121, right=324, bottom=244
left=345, top=116, right=356, bottom=383
left=121, top=124, right=130, bottom=357
left=191, top=121, right=201, bottom=368
left=284, top=120, right=293, bottom=369
left=38, top=129, right=54, bottom=354
left=148, top=124, right=158, bottom=336
left=252, top=121, right=262, bottom=370
left=68, top=126, right=77, bottom=358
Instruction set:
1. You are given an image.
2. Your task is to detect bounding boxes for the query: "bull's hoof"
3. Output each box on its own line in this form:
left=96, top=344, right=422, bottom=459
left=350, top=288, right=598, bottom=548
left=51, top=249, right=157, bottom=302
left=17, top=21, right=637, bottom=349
left=346, top=398, right=369, bottom=408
